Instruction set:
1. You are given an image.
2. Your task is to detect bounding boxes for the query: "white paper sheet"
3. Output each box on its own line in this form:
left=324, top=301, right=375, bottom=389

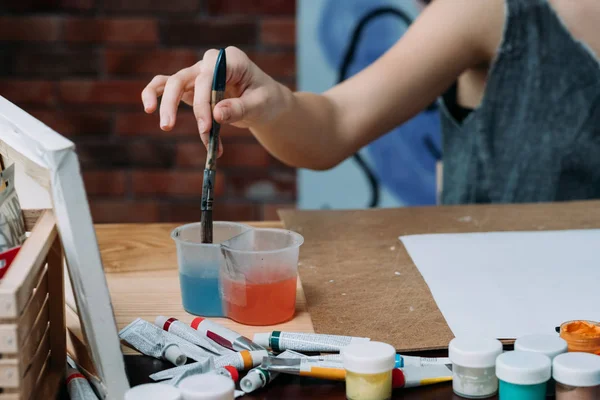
left=400, top=230, right=600, bottom=339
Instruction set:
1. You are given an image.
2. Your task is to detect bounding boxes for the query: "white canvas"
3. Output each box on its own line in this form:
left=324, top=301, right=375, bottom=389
left=0, top=96, right=129, bottom=399
left=400, top=230, right=600, bottom=339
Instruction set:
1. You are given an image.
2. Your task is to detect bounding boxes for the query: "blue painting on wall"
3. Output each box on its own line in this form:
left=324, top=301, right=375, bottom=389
left=315, top=0, right=441, bottom=206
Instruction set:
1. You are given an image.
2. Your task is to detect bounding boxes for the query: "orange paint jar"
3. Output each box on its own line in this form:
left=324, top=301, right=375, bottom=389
left=559, top=320, right=600, bottom=355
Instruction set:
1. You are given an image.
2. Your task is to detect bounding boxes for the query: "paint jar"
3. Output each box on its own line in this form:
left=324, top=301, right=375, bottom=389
left=448, top=337, right=503, bottom=399
left=496, top=351, right=551, bottom=400
left=171, top=222, right=251, bottom=317
left=179, top=373, right=235, bottom=400
left=342, top=341, right=396, bottom=400
left=559, top=320, right=600, bottom=355
left=553, top=352, right=600, bottom=400
left=124, top=383, right=182, bottom=400
left=220, top=228, right=304, bottom=326
left=514, top=334, right=567, bottom=397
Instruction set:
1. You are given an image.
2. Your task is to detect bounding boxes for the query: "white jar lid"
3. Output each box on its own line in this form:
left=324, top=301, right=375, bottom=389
left=342, top=341, right=396, bottom=374
left=179, top=373, right=235, bottom=400
left=449, top=337, right=503, bottom=368
left=553, top=352, right=600, bottom=387
left=496, top=351, right=551, bottom=385
left=125, top=383, right=182, bottom=400
left=514, top=334, right=567, bottom=359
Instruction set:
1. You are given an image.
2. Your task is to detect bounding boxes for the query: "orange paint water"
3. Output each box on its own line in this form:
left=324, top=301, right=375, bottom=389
left=222, top=274, right=297, bottom=326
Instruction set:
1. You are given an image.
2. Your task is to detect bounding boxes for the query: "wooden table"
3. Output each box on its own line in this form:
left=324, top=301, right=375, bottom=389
left=65, top=200, right=600, bottom=399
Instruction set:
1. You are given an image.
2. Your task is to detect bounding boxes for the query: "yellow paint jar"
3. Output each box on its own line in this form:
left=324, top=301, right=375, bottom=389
left=342, top=341, right=396, bottom=400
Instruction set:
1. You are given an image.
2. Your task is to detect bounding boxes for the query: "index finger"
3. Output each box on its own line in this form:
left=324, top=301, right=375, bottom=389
left=141, top=75, right=168, bottom=113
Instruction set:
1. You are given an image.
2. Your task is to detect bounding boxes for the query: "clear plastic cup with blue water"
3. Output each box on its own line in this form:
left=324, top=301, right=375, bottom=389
left=171, top=222, right=251, bottom=317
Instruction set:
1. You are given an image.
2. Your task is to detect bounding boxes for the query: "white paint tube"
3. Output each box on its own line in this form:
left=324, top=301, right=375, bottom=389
left=310, top=353, right=451, bottom=368
left=66, top=368, right=99, bottom=400
left=155, top=316, right=224, bottom=355
left=240, top=350, right=305, bottom=393
left=394, top=364, right=453, bottom=388
left=166, top=358, right=215, bottom=387
left=213, top=350, right=268, bottom=371
left=151, top=361, right=211, bottom=382
left=234, top=390, right=245, bottom=398
left=253, top=331, right=370, bottom=352
left=191, top=317, right=264, bottom=352
left=120, top=318, right=211, bottom=363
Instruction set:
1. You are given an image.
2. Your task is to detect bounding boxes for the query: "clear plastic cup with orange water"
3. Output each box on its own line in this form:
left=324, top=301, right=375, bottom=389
left=220, top=228, right=304, bottom=326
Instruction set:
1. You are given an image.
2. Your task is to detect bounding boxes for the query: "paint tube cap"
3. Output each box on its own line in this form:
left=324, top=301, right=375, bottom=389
left=252, top=333, right=270, bottom=348
left=514, top=334, right=567, bottom=360
left=216, top=366, right=240, bottom=383
left=124, top=383, right=182, bottom=400
left=342, top=341, right=396, bottom=374
left=179, top=373, right=235, bottom=400
left=163, top=343, right=187, bottom=366
left=155, top=315, right=175, bottom=331
left=191, top=317, right=205, bottom=330
left=496, top=351, right=551, bottom=385
left=391, top=368, right=406, bottom=389
left=553, top=352, right=600, bottom=387
left=449, top=337, right=503, bottom=368
left=240, top=369, right=264, bottom=393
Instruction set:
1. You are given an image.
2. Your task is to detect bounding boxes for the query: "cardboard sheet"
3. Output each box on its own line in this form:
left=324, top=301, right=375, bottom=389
left=280, top=201, right=600, bottom=351
left=401, top=230, right=600, bottom=339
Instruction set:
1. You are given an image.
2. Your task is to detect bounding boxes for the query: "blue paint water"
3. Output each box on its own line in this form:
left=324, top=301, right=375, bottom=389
left=179, top=273, right=223, bottom=317
left=499, top=380, right=546, bottom=400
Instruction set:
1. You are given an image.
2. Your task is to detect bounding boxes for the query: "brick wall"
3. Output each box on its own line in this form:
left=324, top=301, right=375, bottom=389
left=0, top=0, right=297, bottom=223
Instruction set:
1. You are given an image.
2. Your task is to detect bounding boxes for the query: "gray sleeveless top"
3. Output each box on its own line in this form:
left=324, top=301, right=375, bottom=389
left=440, top=0, right=600, bottom=204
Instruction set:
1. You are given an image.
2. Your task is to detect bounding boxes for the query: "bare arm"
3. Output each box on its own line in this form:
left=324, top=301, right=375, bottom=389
left=142, top=0, right=503, bottom=170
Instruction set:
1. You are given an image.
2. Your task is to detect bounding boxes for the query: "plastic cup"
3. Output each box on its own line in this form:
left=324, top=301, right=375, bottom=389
left=220, top=228, right=304, bottom=326
left=171, top=222, right=251, bottom=317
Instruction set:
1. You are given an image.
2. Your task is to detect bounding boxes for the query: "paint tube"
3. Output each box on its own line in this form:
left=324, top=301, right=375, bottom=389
left=66, top=368, right=99, bottom=400
left=261, top=357, right=347, bottom=381
left=155, top=316, right=223, bottom=355
left=191, top=317, right=265, bottom=351
left=119, top=319, right=187, bottom=365
left=392, top=364, right=453, bottom=388
left=150, top=358, right=214, bottom=382
left=216, top=365, right=240, bottom=383
left=253, top=331, right=370, bottom=352
left=310, top=353, right=451, bottom=368
left=120, top=318, right=212, bottom=362
left=261, top=357, right=452, bottom=389
left=241, top=350, right=305, bottom=393
left=214, top=349, right=268, bottom=371
left=234, top=390, right=245, bottom=398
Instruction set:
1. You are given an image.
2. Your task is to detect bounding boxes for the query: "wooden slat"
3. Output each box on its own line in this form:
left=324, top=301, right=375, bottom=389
left=46, top=237, right=65, bottom=373
left=0, top=211, right=56, bottom=318
left=0, top=269, right=47, bottom=354
left=22, top=209, right=45, bottom=232
left=18, top=329, right=50, bottom=391
left=29, top=365, right=62, bottom=400
left=19, top=300, right=49, bottom=370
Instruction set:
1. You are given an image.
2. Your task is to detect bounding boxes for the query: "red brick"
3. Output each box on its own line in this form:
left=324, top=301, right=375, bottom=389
left=2, top=0, right=94, bottom=12
left=161, top=19, right=257, bottom=47
left=248, top=50, right=295, bottom=79
left=0, top=17, right=61, bottom=42
left=261, top=202, right=295, bottom=220
left=176, top=142, right=270, bottom=168
left=159, top=201, right=260, bottom=222
left=6, top=48, right=100, bottom=78
left=77, top=141, right=175, bottom=168
left=116, top=111, right=252, bottom=138
left=206, top=0, right=295, bottom=15
left=89, top=200, right=160, bottom=223
left=59, top=80, right=147, bottom=105
left=0, top=80, right=55, bottom=105
left=65, top=18, right=158, bottom=44
left=227, top=169, right=296, bottom=201
left=82, top=171, right=127, bottom=196
left=260, top=18, right=295, bottom=47
left=132, top=170, right=225, bottom=197
left=105, top=49, right=197, bottom=77
left=103, top=0, right=199, bottom=12
left=30, top=109, right=111, bottom=136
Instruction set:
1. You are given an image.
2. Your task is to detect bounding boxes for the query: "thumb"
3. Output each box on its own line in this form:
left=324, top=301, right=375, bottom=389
left=213, top=98, right=248, bottom=125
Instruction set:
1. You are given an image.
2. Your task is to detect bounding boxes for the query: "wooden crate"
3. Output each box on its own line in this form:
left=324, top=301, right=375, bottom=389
left=0, top=209, right=65, bottom=400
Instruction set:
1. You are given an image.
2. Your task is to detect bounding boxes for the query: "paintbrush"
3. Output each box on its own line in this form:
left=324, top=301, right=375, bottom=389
left=200, top=48, right=226, bottom=243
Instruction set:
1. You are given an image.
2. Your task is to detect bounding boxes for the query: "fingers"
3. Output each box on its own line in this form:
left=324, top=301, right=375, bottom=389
left=141, top=75, right=168, bottom=113
left=193, top=69, right=213, bottom=136
left=159, top=67, right=198, bottom=131
left=199, top=132, right=224, bottom=158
